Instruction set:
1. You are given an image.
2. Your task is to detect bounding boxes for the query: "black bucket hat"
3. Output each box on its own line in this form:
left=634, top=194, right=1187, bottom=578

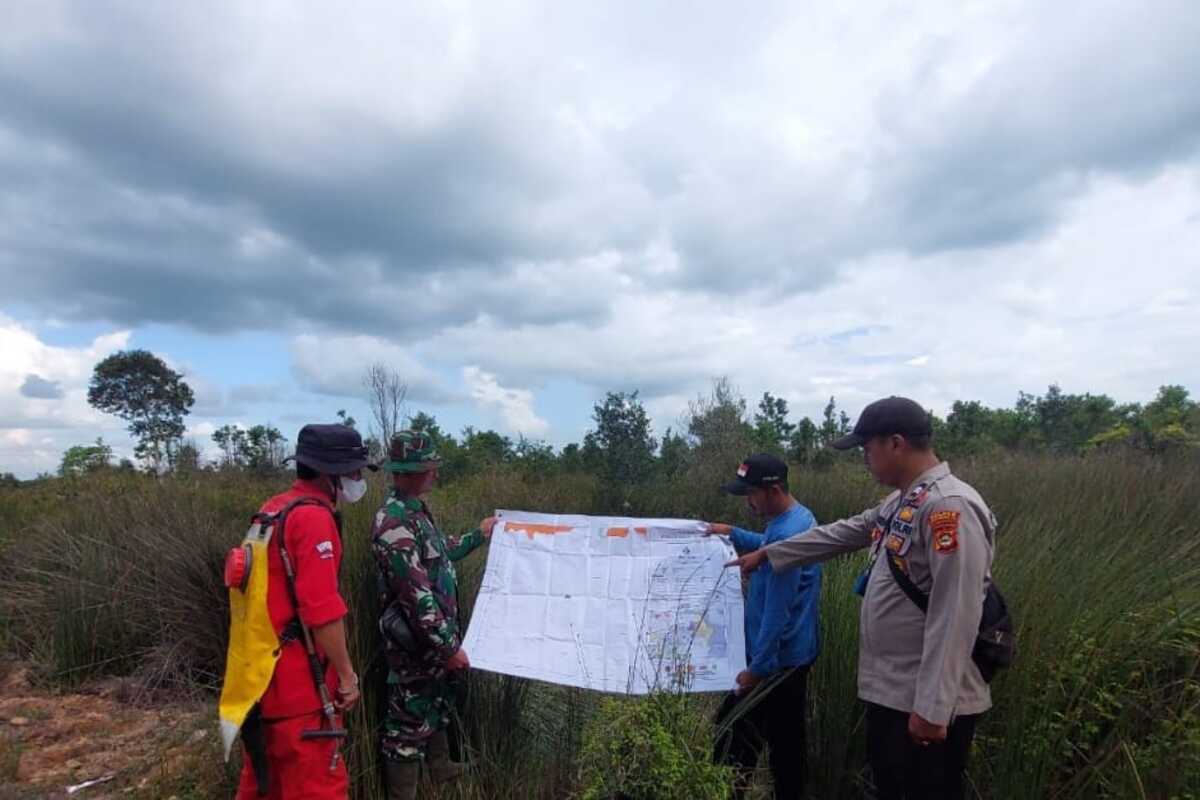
left=293, top=424, right=375, bottom=474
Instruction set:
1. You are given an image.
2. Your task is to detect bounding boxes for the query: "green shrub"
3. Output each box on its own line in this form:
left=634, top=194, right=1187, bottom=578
left=579, top=693, right=733, bottom=800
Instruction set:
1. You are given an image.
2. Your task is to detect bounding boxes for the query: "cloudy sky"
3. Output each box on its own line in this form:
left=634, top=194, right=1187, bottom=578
left=1, top=1, right=1198, bottom=476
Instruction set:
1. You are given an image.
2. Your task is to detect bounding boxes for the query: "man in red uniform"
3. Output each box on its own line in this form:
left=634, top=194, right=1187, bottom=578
left=236, top=423, right=372, bottom=800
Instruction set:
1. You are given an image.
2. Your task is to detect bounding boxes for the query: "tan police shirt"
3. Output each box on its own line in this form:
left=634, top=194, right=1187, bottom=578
left=765, top=462, right=995, bottom=724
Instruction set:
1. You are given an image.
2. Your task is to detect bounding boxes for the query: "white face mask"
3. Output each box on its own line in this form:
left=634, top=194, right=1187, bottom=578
left=337, top=476, right=368, bottom=504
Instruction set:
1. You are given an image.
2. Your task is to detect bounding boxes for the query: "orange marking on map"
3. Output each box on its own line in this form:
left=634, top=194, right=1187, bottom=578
left=505, top=522, right=573, bottom=539
left=605, top=526, right=649, bottom=538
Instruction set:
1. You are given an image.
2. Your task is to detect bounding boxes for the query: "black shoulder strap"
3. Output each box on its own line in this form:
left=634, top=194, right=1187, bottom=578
left=885, top=551, right=929, bottom=613
left=264, top=496, right=340, bottom=647
left=263, top=496, right=341, bottom=579
left=265, top=497, right=342, bottom=553
left=879, top=476, right=951, bottom=614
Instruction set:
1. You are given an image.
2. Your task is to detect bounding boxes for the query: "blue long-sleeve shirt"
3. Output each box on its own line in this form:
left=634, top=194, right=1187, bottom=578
left=730, top=503, right=822, bottom=676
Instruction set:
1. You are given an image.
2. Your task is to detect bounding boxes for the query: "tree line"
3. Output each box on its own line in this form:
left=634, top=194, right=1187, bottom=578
left=4, top=348, right=1196, bottom=485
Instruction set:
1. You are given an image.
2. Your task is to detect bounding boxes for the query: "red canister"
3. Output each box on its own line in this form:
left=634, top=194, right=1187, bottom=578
left=224, top=544, right=253, bottom=592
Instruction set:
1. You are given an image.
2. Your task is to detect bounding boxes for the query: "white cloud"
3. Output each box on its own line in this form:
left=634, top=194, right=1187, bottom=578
left=289, top=334, right=452, bottom=403
left=0, top=315, right=132, bottom=475
left=462, top=366, right=549, bottom=438
left=188, top=421, right=218, bottom=439
left=0, top=1, right=1197, bottom=459
left=430, top=166, right=1200, bottom=429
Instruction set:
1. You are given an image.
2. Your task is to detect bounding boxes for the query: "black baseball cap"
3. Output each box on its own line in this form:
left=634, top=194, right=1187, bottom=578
left=721, top=453, right=788, bottom=496
left=293, top=424, right=376, bottom=474
left=832, top=397, right=933, bottom=450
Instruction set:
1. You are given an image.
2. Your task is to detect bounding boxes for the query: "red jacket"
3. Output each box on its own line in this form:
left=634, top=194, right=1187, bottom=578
left=258, top=479, right=348, bottom=719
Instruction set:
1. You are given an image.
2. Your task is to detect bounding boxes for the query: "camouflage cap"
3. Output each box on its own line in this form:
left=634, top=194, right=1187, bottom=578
left=383, top=430, right=442, bottom=473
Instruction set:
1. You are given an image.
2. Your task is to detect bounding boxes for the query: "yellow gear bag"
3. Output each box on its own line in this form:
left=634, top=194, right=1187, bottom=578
left=217, top=517, right=281, bottom=761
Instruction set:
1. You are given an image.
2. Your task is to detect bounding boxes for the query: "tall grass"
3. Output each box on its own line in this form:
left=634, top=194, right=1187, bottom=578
left=0, top=451, right=1198, bottom=797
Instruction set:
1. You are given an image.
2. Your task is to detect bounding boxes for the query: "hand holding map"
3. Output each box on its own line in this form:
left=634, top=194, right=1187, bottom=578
left=461, top=510, right=747, bottom=694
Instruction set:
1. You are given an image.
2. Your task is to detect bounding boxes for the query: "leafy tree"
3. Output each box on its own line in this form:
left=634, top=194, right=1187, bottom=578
left=941, top=400, right=1001, bottom=456
left=0, top=472, right=19, bottom=489
left=461, top=427, right=513, bottom=468
left=559, top=442, right=585, bottom=473
left=805, top=396, right=854, bottom=468
left=686, top=378, right=752, bottom=454
left=212, top=424, right=247, bottom=468
left=174, top=439, right=202, bottom=472
left=244, top=425, right=286, bottom=471
left=787, top=417, right=819, bottom=465
left=818, top=397, right=841, bottom=448
left=752, top=392, right=794, bottom=454
left=584, top=391, right=657, bottom=490
left=1142, top=385, right=1194, bottom=430
left=336, top=409, right=357, bottom=429
left=659, top=427, right=691, bottom=477
left=1013, top=385, right=1123, bottom=454
left=59, top=438, right=113, bottom=478
left=87, top=350, right=194, bottom=469
left=514, top=436, right=557, bottom=474
left=1109, top=385, right=1199, bottom=452
left=989, top=404, right=1036, bottom=450
left=212, top=424, right=285, bottom=470
left=409, top=411, right=447, bottom=443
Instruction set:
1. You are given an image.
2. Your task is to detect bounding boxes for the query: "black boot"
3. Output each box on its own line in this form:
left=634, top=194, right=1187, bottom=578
left=426, top=730, right=467, bottom=783
left=383, top=759, right=421, bottom=800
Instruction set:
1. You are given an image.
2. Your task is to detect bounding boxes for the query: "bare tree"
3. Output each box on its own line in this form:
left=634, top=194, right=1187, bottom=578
left=364, top=362, right=409, bottom=448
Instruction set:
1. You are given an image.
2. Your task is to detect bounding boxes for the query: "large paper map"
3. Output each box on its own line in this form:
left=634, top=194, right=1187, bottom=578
left=461, top=510, right=746, bottom=694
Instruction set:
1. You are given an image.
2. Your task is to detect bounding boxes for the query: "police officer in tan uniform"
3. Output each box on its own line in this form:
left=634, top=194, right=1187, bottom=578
left=728, top=397, right=996, bottom=800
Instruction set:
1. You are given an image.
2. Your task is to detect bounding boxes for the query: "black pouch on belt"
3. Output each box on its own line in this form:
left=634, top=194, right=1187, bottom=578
left=379, top=602, right=420, bottom=653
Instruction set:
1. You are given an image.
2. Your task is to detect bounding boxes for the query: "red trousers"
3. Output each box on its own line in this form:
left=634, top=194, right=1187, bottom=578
left=236, top=711, right=348, bottom=800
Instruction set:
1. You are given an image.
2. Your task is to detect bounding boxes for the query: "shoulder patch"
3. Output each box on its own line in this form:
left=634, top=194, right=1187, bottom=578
left=929, top=510, right=960, bottom=554
left=905, top=484, right=931, bottom=508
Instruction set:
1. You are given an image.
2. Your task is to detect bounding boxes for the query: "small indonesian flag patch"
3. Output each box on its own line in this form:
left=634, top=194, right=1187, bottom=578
left=736, top=463, right=749, bottom=477
left=929, top=510, right=960, bottom=554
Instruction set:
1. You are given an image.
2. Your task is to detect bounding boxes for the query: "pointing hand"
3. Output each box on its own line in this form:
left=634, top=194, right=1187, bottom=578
left=725, top=548, right=768, bottom=576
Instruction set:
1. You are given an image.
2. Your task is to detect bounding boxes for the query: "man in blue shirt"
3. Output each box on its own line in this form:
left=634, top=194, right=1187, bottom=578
left=706, top=453, right=821, bottom=799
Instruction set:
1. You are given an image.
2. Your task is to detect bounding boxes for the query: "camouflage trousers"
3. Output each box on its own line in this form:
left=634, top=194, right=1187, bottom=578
left=381, top=671, right=457, bottom=763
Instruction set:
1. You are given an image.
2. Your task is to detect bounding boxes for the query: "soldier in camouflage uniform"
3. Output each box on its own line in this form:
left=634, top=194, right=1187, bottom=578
left=371, top=430, right=496, bottom=800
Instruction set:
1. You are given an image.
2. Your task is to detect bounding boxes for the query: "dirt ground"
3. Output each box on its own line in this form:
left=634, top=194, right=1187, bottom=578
left=0, top=663, right=230, bottom=800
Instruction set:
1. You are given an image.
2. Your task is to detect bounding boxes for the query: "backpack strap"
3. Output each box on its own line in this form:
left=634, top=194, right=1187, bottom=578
left=881, top=504, right=1016, bottom=682
left=885, top=550, right=929, bottom=613
left=259, top=496, right=341, bottom=646
left=270, top=497, right=342, bottom=559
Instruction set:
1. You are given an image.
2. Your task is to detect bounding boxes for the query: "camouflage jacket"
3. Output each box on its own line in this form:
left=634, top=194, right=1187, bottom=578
left=371, top=492, right=485, bottom=674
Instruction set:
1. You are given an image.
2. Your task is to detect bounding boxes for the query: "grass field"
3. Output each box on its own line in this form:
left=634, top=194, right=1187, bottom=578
left=1, top=449, right=1197, bottom=798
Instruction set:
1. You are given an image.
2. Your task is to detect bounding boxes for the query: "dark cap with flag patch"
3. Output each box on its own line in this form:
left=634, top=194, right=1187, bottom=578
left=831, top=396, right=933, bottom=450
left=721, top=453, right=788, bottom=496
